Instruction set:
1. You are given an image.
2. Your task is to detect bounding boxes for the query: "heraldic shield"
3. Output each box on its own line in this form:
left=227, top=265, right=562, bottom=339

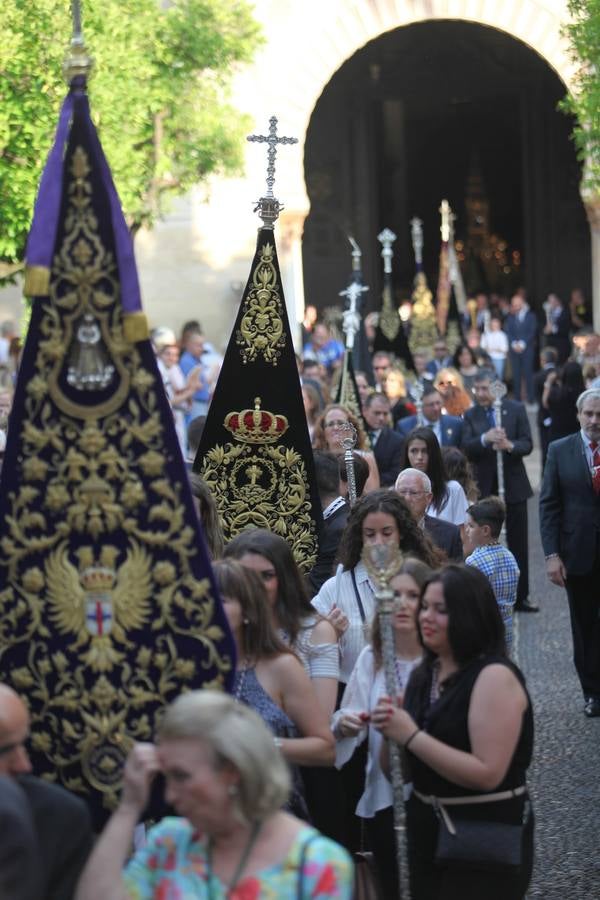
left=194, top=227, right=322, bottom=573
left=0, top=80, right=235, bottom=822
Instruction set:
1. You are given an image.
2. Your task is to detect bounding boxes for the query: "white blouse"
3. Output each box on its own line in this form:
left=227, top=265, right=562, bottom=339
left=332, top=646, right=421, bottom=817
left=311, top=562, right=376, bottom=683
left=292, top=615, right=339, bottom=680
left=427, top=479, right=468, bottom=526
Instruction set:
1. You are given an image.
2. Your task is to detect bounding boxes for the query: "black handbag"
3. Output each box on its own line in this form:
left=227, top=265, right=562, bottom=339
left=435, top=817, right=523, bottom=871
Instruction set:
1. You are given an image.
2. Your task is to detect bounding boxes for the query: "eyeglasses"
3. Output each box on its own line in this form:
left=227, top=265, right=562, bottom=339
left=397, top=490, right=427, bottom=498
left=324, top=419, right=347, bottom=428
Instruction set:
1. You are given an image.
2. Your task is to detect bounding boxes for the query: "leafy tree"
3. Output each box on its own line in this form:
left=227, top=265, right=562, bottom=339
left=561, top=0, right=600, bottom=193
left=0, top=0, right=262, bottom=273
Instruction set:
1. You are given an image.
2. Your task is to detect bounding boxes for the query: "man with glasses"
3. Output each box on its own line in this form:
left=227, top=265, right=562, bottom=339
left=362, top=393, right=404, bottom=486
left=371, top=350, right=393, bottom=391
left=425, top=341, right=451, bottom=377
left=396, top=387, right=463, bottom=447
left=0, top=684, right=92, bottom=898
left=394, top=468, right=463, bottom=560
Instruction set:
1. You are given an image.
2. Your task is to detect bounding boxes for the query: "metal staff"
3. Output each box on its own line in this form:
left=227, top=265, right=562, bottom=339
left=338, top=422, right=358, bottom=507
left=362, top=543, right=411, bottom=899
left=413, top=379, right=425, bottom=426
left=490, top=379, right=508, bottom=543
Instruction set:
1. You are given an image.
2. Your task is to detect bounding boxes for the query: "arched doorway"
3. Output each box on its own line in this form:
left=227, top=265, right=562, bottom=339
left=302, top=20, right=591, bottom=315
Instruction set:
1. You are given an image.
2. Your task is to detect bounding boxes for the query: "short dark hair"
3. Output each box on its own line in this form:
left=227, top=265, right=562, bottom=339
left=313, top=450, right=341, bottom=498
left=473, top=368, right=497, bottom=384
left=467, top=496, right=505, bottom=539
left=421, top=386, right=442, bottom=402
left=363, top=392, right=390, bottom=410
left=540, top=347, right=558, bottom=365
left=339, top=452, right=370, bottom=498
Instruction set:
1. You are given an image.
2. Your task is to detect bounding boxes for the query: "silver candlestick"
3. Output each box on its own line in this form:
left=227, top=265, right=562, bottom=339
left=362, top=542, right=411, bottom=900
left=338, top=422, right=358, bottom=506
left=413, top=380, right=425, bottom=426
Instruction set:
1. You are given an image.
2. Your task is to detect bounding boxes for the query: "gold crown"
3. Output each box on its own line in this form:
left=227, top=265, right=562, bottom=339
left=80, top=566, right=116, bottom=592
left=224, top=397, right=288, bottom=445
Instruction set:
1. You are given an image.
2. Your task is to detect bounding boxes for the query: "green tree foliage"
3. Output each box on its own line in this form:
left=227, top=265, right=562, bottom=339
left=0, top=0, right=262, bottom=269
left=561, top=0, right=600, bottom=192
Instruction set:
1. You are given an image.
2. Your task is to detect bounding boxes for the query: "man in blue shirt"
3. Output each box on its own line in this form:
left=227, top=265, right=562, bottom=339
left=179, top=331, right=213, bottom=419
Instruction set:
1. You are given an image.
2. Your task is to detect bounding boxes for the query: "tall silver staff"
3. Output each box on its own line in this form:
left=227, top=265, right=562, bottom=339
left=338, top=422, right=358, bottom=507
left=413, top=380, right=425, bottom=426
left=490, top=379, right=508, bottom=543
left=362, top=543, right=411, bottom=898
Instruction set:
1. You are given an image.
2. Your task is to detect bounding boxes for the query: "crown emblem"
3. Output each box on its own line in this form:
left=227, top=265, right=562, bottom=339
left=224, top=397, right=288, bottom=445
left=80, top=566, right=116, bottom=593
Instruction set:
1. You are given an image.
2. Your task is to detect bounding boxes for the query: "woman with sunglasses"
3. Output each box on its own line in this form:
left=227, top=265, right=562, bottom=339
left=312, top=403, right=380, bottom=493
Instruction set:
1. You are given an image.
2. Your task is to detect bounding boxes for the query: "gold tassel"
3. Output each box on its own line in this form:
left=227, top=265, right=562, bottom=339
left=23, top=265, right=50, bottom=297
left=123, top=312, right=149, bottom=343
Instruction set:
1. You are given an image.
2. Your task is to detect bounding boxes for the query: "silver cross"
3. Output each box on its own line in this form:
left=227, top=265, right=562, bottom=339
left=247, top=117, right=298, bottom=227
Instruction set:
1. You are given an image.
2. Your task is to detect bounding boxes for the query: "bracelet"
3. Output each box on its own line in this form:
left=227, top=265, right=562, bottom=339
left=273, top=737, right=283, bottom=749
left=545, top=553, right=559, bottom=561
left=404, top=728, right=420, bottom=750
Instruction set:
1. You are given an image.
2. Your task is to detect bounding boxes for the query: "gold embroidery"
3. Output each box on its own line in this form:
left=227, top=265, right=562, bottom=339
left=0, top=146, right=232, bottom=810
left=236, top=242, right=286, bottom=365
left=379, top=283, right=400, bottom=341
left=199, top=398, right=318, bottom=572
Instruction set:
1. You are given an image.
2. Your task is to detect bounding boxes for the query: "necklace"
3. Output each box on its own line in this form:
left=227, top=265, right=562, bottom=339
left=206, top=819, right=263, bottom=898
left=234, top=658, right=251, bottom=702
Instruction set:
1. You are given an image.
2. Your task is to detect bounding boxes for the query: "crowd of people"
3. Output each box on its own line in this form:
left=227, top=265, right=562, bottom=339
left=2, top=282, right=599, bottom=900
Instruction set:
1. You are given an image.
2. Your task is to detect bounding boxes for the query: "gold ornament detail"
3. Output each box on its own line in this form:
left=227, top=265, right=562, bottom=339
left=199, top=399, right=317, bottom=572
left=0, top=145, right=232, bottom=810
left=236, top=242, right=286, bottom=365
left=409, top=272, right=439, bottom=353
left=379, top=284, right=400, bottom=341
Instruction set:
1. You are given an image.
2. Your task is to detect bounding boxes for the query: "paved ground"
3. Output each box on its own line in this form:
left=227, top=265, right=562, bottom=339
left=515, top=422, right=600, bottom=897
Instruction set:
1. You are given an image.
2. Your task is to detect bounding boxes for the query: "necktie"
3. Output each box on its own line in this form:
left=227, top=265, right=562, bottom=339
left=590, top=442, right=600, bottom=494
left=486, top=407, right=496, bottom=428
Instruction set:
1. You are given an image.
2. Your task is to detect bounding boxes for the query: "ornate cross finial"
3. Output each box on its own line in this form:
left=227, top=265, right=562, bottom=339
left=64, top=0, right=93, bottom=82
left=339, top=282, right=368, bottom=350
left=410, top=217, right=423, bottom=265
left=378, top=228, right=397, bottom=274
left=440, top=199, right=451, bottom=242
left=247, top=117, right=298, bottom=228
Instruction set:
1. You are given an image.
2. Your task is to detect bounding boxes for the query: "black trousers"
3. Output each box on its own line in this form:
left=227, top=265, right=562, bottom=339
left=566, top=567, right=600, bottom=698
left=505, top=500, right=529, bottom=604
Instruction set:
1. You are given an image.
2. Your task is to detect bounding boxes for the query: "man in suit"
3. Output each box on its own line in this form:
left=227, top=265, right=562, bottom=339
left=505, top=293, right=538, bottom=404
left=461, top=369, right=536, bottom=611
left=396, top=387, right=463, bottom=447
left=0, top=684, right=93, bottom=899
left=539, top=388, right=600, bottom=716
left=394, top=468, right=463, bottom=560
left=542, top=292, right=571, bottom=364
left=532, top=347, right=558, bottom=469
left=363, top=393, right=405, bottom=486
left=308, top=451, right=351, bottom=593
left=0, top=776, right=42, bottom=900
left=425, top=339, right=452, bottom=378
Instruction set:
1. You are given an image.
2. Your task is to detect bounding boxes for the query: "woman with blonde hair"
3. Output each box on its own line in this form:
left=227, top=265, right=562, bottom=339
left=434, top=367, right=473, bottom=416
left=312, top=403, right=380, bottom=493
left=384, top=366, right=416, bottom=427
left=76, top=691, right=353, bottom=899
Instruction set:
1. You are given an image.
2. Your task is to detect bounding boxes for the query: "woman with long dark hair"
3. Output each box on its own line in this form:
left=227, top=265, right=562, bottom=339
left=542, top=360, right=585, bottom=445
left=400, top=427, right=469, bottom=528
left=224, top=529, right=339, bottom=718
left=372, top=564, right=534, bottom=900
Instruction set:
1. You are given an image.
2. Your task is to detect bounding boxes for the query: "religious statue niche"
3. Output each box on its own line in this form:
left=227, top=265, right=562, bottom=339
left=67, top=312, right=115, bottom=391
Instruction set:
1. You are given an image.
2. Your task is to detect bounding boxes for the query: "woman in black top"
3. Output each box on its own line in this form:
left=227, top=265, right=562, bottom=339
left=372, top=564, right=534, bottom=900
left=542, top=360, right=585, bottom=444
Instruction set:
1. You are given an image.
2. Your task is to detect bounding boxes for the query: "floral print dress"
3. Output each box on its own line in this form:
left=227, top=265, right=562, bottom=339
left=124, top=818, right=353, bottom=899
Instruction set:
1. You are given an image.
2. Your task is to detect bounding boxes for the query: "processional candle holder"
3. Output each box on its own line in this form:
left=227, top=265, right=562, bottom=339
left=490, top=378, right=508, bottom=543
left=338, top=422, right=358, bottom=507
left=362, top=542, right=411, bottom=899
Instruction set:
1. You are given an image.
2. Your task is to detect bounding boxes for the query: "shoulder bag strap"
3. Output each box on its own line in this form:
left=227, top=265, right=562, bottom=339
left=296, top=832, right=320, bottom=900
left=350, top=568, right=366, bottom=623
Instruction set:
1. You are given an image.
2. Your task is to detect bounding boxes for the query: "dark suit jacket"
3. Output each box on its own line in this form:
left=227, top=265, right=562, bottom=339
left=0, top=777, right=42, bottom=900
left=543, top=306, right=571, bottom=363
left=505, top=309, right=538, bottom=354
left=371, top=427, right=405, bottom=486
left=533, top=364, right=556, bottom=427
left=539, top=432, right=600, bottom=576
left=424, top=514, right=463, bottom=560
left=18, top=776, right=93, bottom=900
left=308, top=501, right=350, bottom=593
left=425, top=357, right=452, bottom=377
left=461, top=400, right=533, bottom=503
left=396, top=414, right=463, bottom=448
